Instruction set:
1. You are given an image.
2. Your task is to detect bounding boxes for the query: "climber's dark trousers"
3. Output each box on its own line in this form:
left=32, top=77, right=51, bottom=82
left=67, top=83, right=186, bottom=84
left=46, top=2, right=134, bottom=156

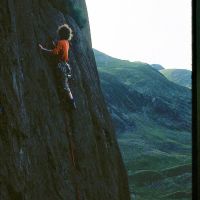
left=63, top=76, right=73, bottom=100
left=58, top=62, right=73, bottom=98
left=63, top=79, right=76, bottom=109
left=58, top=62, right=76, bottom=109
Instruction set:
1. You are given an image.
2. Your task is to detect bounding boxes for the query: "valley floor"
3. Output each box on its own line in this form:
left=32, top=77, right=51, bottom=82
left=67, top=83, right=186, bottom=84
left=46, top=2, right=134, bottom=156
left=117, top=124, right=192, bottom=200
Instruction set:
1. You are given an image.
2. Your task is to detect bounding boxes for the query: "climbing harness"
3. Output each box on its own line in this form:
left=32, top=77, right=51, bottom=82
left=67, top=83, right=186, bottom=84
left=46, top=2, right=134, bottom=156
left=58, top=61, right=72, bottom=78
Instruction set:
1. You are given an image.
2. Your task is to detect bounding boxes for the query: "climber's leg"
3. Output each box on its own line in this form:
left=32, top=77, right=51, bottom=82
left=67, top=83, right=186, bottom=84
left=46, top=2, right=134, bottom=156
left=68, top=90, right=73, bottom=99
left=64, top=75, right=76, bottom=109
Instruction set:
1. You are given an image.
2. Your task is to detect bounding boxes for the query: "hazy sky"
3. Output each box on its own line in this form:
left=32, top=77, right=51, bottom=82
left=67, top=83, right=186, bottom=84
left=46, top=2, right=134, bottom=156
left=85, top=0, right=192, bottom=70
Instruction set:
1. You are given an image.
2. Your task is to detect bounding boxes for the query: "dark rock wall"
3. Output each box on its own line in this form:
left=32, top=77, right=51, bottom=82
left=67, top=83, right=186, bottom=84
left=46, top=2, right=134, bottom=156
left=0, top=0, right=130, bottom=199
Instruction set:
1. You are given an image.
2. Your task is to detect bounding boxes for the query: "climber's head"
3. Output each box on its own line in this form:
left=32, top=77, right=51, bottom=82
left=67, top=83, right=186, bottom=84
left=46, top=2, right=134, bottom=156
left=57, top=24, right=73, bottom=41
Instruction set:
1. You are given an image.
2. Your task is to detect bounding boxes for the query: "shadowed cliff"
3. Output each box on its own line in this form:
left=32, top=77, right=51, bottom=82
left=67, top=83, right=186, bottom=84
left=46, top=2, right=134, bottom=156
left=0, top=0, right=130, bottom=199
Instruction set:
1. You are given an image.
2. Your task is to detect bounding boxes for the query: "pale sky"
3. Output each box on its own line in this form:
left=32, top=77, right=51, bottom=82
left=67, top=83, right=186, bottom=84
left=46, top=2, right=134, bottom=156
left=85, top=0, right=192, bottom=70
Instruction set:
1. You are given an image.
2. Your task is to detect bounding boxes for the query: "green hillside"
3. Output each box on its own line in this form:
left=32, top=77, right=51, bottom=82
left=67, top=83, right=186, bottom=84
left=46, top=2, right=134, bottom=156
left=94, top=49, right=192, bottom=200
left=160, top=69, right=191, bottom=88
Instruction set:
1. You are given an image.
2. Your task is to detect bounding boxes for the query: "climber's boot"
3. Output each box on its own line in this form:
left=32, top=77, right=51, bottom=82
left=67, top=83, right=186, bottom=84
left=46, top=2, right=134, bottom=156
left=69, top=98, right=77, bottom=110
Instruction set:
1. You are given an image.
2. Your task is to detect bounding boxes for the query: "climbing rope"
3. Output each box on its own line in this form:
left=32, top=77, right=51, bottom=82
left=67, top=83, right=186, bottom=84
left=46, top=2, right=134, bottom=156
left=64, top=112, right=81, bottom=200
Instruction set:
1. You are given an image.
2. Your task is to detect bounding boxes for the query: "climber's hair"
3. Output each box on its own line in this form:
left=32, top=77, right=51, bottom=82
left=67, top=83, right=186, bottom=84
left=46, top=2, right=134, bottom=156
left=57, top=24, right=73, bottom=41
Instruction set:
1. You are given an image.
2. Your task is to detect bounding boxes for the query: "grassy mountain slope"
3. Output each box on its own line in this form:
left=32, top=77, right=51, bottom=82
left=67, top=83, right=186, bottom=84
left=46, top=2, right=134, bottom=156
left=160, top=69, right=191, bottom=88
left=94, top=49, right=192, bottom=200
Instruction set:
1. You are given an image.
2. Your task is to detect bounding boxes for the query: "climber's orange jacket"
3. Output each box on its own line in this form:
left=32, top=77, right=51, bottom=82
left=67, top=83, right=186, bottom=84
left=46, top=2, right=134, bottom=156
left=52, top=40, right=69, bottom=62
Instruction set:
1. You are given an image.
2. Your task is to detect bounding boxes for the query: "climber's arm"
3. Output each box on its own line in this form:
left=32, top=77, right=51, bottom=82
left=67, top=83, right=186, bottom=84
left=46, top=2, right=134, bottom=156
left=38, top=44, right=52, bottom=53
left=39, top=41, right=61, bottom=55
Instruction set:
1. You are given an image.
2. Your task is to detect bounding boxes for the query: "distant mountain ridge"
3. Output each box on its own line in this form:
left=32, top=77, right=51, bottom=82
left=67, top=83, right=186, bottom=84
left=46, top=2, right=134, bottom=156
left=160, top=69, right=192, bottom=88
left=94, top=49, right=191, bottom=89
left=151, top=64, right=165, bottom=70
left=94, top=49, right=191, bottom=133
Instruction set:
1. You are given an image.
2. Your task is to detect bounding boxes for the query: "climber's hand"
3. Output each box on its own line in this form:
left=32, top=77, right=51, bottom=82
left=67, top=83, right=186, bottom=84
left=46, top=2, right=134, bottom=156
left=38, top=44, right=52, bottom=53
left=38, top=44, right=44, bottom=50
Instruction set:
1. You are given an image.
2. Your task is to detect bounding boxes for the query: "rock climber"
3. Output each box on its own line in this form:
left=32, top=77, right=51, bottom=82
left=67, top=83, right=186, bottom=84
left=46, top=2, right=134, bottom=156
left=39, top=24, right=76, bottom=109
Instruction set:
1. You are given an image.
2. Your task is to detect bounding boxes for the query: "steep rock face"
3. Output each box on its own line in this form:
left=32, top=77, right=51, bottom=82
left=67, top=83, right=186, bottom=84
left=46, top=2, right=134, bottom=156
left=0, top=1, right=130, bottom=199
